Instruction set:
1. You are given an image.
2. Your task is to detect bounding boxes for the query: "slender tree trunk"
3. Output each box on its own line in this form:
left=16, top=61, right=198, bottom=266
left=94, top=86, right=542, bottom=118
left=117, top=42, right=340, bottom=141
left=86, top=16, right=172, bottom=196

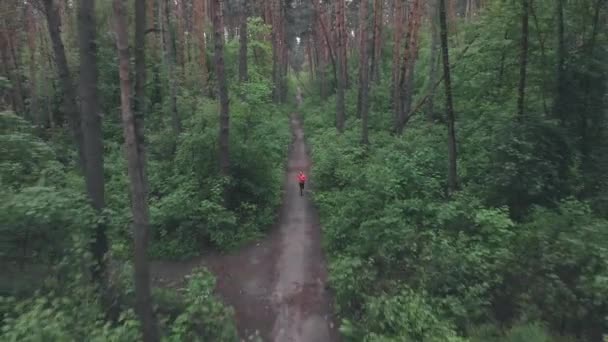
left=369, top=0, right=383, bottom=83
left=175, top=0, right=185, bottom=74
left=212, top=0, right=230, bottom=179
left=195, top=0, right=209, bottom=94
left=396, top=0, right=423, bottom=134
left=238, top=7, right=249, bottom=83
left=113, top=0, right=159, bottom=340
left=26, top=3, right=39, bottom=125
left=307, top=36, right=315, bottom=80
left=553, top=0, right=565, bottom=124
left=310, top=0, right=337, bottom=85
left=0, top=38, right=12, bottom=110
left=392, top=0, right=405, bottom=125
left=517, top=0, right=529, bottom=119
left=427, top=0, right=440, bottom=121
left=44, top=0, right=86, bottom=159
left=358, top=0, right=371, bottom=144
left=339, top=0, right=348, bottom=89
left=335, top=0, right=346, bottom=132
left=135, top=0, right=148, bottom=187
left=314, top=22, right=327, bottom=98
left=439, top=0, right=458, bottom=193
left=39, top=31, right=55, bottom=128
left=163, top=0, right=181, bottom=133
left=271, top=0, right=281, bottom=102
left=0, top=27, right=25, bottom=116
left=78, top=0, right=108, bottom=282
left=7, top=28, right=26, bottom=117
left=0, top=34, right=18, bottom=114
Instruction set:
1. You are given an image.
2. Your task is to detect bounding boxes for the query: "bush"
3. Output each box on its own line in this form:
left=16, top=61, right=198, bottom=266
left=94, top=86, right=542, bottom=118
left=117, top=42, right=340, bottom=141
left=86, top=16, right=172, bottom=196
left=167, top=268, right=238, bottom=341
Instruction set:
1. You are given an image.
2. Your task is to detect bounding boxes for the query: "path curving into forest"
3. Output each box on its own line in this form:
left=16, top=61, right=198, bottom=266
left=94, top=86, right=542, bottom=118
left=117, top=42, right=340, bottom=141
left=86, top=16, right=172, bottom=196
left=151, top=113, right=339, bottom=342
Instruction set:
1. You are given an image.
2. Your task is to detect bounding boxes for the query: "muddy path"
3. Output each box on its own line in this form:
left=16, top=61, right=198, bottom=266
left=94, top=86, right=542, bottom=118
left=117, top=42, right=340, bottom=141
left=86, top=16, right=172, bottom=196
left=150, top=113, right=339, bottom=342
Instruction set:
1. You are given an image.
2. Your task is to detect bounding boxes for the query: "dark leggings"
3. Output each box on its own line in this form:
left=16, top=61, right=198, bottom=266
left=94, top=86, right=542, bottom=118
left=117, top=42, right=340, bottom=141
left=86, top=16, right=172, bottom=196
left=299, top=182, right=305, bottom=195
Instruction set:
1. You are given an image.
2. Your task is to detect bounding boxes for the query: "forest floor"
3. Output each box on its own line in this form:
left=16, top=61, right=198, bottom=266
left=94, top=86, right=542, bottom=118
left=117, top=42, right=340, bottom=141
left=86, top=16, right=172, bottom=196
left=150, top=112, right=339, bottom=342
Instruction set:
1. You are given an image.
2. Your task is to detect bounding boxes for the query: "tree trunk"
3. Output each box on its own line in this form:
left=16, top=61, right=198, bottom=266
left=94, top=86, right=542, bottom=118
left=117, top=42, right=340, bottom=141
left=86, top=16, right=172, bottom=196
left=44, top=0, right=86, bottom=148
left=194, top=0, right=209, bottom=94
left=163, top=0, right=181, bottom=134
left=307, top=36, right=315, bottom=80
left=26, top=3, right=39, bottom=125
left=0, top=34, right=14, bottom=110
left=335, top=0, right=346, bottom=132
left=358, top=0, right=371, bottom=144
left=338, top=0, right=348, bottom=89
left=135, top=0, right=148, bottom=188
left=439, top=0, right=458, bottom=194
left=271, top=0, right=281, bottom=102
left=369, top=0, right=383, bottom=83
left=426, top=0, right=440, bottom=121
left=175, top=0, right=186, bottom=74
left=0, top=24, right=25, bottom=117
left=39, top=30, right=55, bottom=128
left=313, top=22, right=327, bottom=99
left=212, top=0, right=230, bottom=179
left=238, top=7, right=248, bottom=83
left=78, top=0, right=108, bottom=282
left=517, top=0, right=529, bottom=119
left=0, top=34, right=20, bottom=115
left=310, top=0, right=337, bottom=85
left=113, top=0, right=160, bottom=340
left=396, top=0, right=423, bottom=134
left=391, top=0, right=405, bottom=125
left=553, top=0, right=565, bottom=124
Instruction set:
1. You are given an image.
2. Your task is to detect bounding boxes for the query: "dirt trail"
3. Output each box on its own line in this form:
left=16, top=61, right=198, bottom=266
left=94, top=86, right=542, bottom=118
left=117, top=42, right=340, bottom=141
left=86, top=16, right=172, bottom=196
left=151, top=113, right=339, bottom=342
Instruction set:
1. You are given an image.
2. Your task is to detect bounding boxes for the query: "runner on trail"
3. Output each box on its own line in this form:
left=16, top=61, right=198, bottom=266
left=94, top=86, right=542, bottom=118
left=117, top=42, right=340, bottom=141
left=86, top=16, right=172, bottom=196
left=297, top=171, right=307, bottom=196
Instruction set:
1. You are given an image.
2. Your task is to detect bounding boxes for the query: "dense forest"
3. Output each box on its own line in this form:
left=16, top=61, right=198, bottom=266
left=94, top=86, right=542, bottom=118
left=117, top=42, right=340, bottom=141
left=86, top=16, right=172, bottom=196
left=1, top=0, right=607, bottom=341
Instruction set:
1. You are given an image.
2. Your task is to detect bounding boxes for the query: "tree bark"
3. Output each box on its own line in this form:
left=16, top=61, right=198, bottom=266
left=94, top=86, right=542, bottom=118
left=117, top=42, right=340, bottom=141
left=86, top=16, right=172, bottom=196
left=113, top=0, right=160, bottom=340
left=306, top=36, right=315, bottom=80
left=238, top=5, right=248, bottom=83
left=0, top=12, right=26, bottom=117
left=553, top=0, right=565, bottom=124
left=175, top=0, right=186, bottom=74
left=358, top=0, right=371, bottom=144
left=426, top=0, right=440, bottom=121
left=0, top=33, right=23, bottom=116
left=439, top=0, right=458, bottom=194
left=369, top=0, right=383, bottom=83
left=396, top=0, right=423, bottom=134
left=338, top=0, right=348, bottom=89
left=391, top=0, right=405, bottom=125
left=271, top=0, right=281, bottom=102
left=26, top=3, right=39, bottom=124
left=135, top=0, right=148, bottom=176
left=517, top=0, right=529, bottom=119
left=310, top=0, right=337, bottom=85
left=212, top=0, right=230, bottom=179
left=194, top=0, right=209, bottom=94
left=163, top=0, right=181, bottom=134
left=44, top=0, right=86, bottom=144
left=335, top=0, right=346, bottom=132
left=78, top=0, right=108, bottom=281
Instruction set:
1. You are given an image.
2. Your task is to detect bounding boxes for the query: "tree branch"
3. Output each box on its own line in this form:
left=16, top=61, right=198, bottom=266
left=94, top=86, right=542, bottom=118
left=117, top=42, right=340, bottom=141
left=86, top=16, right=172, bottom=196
left=402, top=35, right=479, bottom=127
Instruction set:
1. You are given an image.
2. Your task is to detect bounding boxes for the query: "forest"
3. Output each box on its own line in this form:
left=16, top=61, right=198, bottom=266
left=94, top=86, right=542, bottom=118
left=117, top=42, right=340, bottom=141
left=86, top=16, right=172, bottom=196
left=1, top=0, right=607, bottom=341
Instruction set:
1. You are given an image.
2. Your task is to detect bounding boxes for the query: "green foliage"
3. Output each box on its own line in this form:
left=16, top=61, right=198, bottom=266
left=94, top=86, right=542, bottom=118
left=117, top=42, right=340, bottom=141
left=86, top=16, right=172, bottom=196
left=0, top=187, right=96, bottom=268
left=0, top=112, right=65, bottom=188
left=1, top=267, right=238, bottom=342
left=301, top=1, right=607, bottom=337
left=0, top=295, right=141, bottom=341
left=167, top=269, right=238, bottom=341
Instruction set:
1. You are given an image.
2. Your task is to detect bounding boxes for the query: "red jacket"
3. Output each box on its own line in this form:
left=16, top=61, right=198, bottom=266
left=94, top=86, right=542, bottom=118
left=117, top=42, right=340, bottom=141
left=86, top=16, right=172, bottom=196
left=298, top=173, right=307, bottom=183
